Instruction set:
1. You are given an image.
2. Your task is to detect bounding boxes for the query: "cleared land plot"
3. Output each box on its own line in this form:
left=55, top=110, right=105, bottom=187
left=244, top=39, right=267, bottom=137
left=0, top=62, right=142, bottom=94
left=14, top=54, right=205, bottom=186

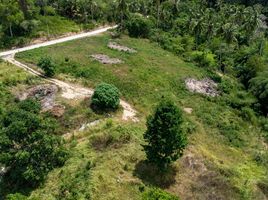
left=16, top=35, right=268, bottom=200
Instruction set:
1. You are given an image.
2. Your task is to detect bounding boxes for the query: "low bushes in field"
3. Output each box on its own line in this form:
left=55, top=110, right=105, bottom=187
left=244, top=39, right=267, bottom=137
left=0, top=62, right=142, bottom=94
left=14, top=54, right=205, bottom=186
left=90, top=124, right=132, bottom=151
left=142, top=188, right=179, bottom=200
left=56, top=161, right=93, bottom=200
left=37, top=57, right=56, bottom=77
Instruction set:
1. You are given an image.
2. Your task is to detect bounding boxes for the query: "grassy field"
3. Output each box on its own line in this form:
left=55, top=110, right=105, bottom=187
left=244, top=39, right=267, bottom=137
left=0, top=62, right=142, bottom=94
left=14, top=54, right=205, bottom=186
left=34, top=16, right=81, bottom=39
left=11, top=34, right=268, bottom=199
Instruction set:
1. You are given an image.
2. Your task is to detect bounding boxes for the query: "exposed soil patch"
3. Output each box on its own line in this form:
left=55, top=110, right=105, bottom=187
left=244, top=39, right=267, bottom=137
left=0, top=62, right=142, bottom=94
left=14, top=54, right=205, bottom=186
left=79, top=119, right=101, bottom=132
left=91, top=54, right=123, bottom=64
left=17, top=84, right=65, bottom=116
left=108, top=42, right=137, bottom=53
left=168, top=148, right=240, bottom=200
left=183, top=107, right=193, bottom=114
left=185, top=78, right=219, bottom=97
left=17, top=84, right=58, bottom=111
left=49, top=104, right=65, bottom=117
left=182, top=153, right=207, bottom=174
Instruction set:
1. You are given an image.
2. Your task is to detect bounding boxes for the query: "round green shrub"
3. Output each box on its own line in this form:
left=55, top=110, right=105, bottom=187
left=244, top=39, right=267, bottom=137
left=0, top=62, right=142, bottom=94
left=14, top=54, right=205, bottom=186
left=91, top=83, right=120, bottom=110
left=126, top=14, right=153, bottom=38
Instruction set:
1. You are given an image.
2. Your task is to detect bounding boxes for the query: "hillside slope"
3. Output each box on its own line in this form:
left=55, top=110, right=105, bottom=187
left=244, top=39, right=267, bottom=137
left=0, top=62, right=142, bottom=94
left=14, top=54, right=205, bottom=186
left=1, top=34, right=267, bottom=199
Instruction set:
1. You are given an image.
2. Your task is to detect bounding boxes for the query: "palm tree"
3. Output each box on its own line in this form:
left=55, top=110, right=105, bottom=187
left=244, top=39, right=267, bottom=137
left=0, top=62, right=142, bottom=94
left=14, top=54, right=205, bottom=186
left=243, top=5, right=264, bottom=42
left=222, top=23, right=239, bottom=44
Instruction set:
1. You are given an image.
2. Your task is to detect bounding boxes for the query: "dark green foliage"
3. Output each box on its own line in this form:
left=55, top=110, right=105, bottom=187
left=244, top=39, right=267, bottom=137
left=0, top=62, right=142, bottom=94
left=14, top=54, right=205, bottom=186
left=150, top=31, right=194, bottom=55
left=259, top=117, right=268, bottom=141
left=240, top=107, right=257, bottom=124
left=56, top=161, right=92, bottom=200
left=126, top=14, right=153, bottom=38
left=236, top=55, right=265, bottom=88
left=218, top=78, right=235, bottom=94
left=17, top=98, right=41, bottom=114
left=91, top=83, right=120, bottom=110
left=249, top=71, right=268, bottom=115
left=37, top=57, right=56, bottom=77
left=142, top=188, right=179, bottom=200
left=223, top=90, right=257, bottom=110
left=143, top=99, right=187, bottom=170
left=0, top=99, right=68, bottom=187
left=217, top=116, right=244, bottom=147
left=190, top=51, right=217, bottom=69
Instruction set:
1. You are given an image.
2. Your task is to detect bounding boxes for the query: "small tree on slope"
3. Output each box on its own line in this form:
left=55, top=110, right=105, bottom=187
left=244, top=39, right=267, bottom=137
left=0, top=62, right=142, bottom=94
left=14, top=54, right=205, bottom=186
left=37, top=57, right=56, bottom=77
left=143, top=99, right=187, bottom=170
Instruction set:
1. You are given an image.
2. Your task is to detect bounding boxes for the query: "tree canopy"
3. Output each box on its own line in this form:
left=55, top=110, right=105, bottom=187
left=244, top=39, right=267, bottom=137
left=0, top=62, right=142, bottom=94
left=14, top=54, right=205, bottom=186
left=0, top=99, right=68, bottom=187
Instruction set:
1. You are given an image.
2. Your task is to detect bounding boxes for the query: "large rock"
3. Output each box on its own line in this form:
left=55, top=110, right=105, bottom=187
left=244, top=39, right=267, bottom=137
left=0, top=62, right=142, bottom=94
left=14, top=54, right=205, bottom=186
left=108, top=42, right=137, bottom=53
left=91, top=54, right=123, bottom=64
left=185, top=78, right=219, bottom=97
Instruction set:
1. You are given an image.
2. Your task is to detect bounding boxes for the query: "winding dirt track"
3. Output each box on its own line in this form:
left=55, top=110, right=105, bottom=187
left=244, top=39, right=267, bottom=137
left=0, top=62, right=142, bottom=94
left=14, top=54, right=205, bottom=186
left=0, top=26, right=138, bottom=122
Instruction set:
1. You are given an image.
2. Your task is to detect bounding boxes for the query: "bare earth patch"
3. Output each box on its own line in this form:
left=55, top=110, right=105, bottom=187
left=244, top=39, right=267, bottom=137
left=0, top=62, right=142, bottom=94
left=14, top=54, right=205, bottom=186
left=183, top=107, right=193, bottom=114
left=17, top=84, right=66, bottom=117
left=91, top=54, right=123, bottom=64
left=17, top=84, right=58, bottom=110
left=79, top=119, right=102, bottom=132
left=185, top=78, right=219, bottom=97
left=108, top=42, right=137, bottom=53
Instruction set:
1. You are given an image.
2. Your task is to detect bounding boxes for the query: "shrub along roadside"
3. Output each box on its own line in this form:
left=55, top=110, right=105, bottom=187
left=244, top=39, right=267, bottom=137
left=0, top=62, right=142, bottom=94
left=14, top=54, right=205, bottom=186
left=37, top=57, right=56, bottom=77
left=91, top=83, right=120, bottom=111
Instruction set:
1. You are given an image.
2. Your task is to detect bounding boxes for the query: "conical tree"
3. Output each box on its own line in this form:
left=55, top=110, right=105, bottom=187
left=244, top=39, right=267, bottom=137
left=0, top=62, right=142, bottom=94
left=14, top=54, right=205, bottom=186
left=143, top=99, right=187, bottom=170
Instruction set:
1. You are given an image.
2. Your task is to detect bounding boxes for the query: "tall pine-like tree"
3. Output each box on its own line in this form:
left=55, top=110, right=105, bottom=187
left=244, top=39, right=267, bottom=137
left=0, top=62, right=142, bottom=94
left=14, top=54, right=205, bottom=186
left=143, top=99, right=187, bottom=170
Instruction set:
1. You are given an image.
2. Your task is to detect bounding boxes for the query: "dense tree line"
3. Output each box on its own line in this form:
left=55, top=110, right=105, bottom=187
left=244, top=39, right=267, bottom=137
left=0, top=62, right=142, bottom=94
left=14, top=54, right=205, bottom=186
left=121, top=0, right=268, bottom=117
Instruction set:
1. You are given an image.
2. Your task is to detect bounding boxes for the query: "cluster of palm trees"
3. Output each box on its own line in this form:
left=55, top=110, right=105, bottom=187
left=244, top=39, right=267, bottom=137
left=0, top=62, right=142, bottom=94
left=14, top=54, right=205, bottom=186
left=182, top=2, right=266, bottom=46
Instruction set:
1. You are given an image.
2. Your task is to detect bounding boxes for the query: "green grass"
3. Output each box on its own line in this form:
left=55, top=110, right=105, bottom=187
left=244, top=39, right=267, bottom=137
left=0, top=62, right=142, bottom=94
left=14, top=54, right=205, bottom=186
left=0, top=61, right=34, bottom=84
left=13, top=34, right=268, bottom=199
left=34, top=15, right=81, bottom=38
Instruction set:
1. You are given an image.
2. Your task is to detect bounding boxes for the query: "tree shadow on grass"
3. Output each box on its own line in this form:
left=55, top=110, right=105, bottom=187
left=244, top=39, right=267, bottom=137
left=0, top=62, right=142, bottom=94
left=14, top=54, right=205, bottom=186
left=90, top=103, right=120, bottom=116
left=133, top=160, right=177, bottom=188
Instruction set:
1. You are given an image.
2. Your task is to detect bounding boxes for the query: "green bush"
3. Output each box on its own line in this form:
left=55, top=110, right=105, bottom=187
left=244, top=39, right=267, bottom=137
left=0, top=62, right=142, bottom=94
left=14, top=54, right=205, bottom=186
left=126, top=14, right=153, bottom=38
left=240, top=107, right=257, bottom=124
left=218, top=78, right=235, bottom=94
left=91, top=83, right=120, bottom=110
left=6, top=193, right=27, bottom=200
left=236, top=55, right=265, bottom=88
left=217, top=116, right=244, bottom=147
left=142, top=188, right=179, bottom=200
left=190, top=51, right=217, bottom=69
left=249, top=71, right=268, bottom=115
left=37, top=57, right=56, bottom=77
left=44, top=6, right=56, bottom=16
left=18, top=98, right=41, bottom=114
